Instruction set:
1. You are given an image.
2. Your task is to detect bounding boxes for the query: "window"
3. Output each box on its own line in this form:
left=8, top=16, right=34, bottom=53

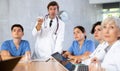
left=102, top=2, right=120, bottom=19
left=102, top=8, right=120, bottom=19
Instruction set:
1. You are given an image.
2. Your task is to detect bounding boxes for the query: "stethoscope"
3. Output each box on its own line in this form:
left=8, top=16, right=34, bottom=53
left=43, top=14, right=59, bottom=35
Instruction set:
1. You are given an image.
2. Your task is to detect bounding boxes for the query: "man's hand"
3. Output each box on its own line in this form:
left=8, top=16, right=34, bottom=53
left=36, top=18, right=44, bottom=31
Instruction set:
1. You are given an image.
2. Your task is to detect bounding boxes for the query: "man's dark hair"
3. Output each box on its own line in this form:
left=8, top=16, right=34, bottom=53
left=74, top=26, right=87, bottom=39
left=91, top=21, right=101, bottom=34
left=11, top=24, right=24, bottom=32
left=47, top=1, right=59, bottom=11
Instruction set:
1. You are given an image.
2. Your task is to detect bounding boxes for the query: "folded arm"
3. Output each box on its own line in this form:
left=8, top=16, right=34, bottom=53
left=1, top=50, right=14, bottom=60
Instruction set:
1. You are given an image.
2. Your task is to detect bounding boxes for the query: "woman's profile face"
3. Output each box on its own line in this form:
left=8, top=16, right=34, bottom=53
left=93, top=25, right=102, bottom=41
left=73, top=28, right=85, bottom=41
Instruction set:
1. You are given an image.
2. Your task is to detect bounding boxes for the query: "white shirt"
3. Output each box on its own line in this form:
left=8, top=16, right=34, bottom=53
left=32, top=16, right=65, bottom=58
left=101, top=40, right=120, bottom=71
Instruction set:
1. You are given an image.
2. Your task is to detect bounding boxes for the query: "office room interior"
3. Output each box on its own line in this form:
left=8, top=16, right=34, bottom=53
left=0, top=0, right=120, bottom=52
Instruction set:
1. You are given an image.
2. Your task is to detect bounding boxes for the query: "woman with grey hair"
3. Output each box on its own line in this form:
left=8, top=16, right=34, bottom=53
left=89, top=16, right=120, bottom=71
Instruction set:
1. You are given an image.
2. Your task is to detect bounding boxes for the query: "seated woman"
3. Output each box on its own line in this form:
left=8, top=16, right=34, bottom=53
left=0, top=24, right=31, bottom=61
left=63, top=26, right=95, bottom=63
left=89, top=17, right=120, bottom=71
left=82, top=21, right=108, bottom=65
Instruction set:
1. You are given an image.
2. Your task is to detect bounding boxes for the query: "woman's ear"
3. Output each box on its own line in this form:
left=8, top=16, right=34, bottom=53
left=22, top=32, right=24, bottom=36
left=117, top=30, right=120, bottom=39
left=118, top=34, right=120, bottom=39
left=84, top=32, right=86, bottom=36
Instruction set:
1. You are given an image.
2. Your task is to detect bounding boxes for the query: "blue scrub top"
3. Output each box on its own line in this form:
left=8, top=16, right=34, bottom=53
left=1, top=40, right=30, bottom=56
left=68, top=39, right=95, bottom=56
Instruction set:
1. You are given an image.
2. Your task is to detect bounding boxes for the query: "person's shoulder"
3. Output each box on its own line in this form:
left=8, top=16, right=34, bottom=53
left=85, top=39, right=94, bottom=43
left=113, top=40, right=120, bottom=49
left=72, top=40, right=77, bottom=43
left=1, top=40, right=12, bottom=47
left=2, top=40, right=12, bottom=44
left=85, top=39, right=94, bottom=45
left=21, top=40, right=29, bottom=43
left=117, top=40, right=120, bottom=45
left=72, top=40, right=78, bottom=45
left=70, top=40, right=78, bottom=48
left=59, top=19, right=65, bottom=25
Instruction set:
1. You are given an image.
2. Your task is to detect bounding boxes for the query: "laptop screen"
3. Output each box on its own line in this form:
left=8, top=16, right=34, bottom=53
left=51, top=52, right=67, bottom=62
left=51, top=52, right=75, bottom=71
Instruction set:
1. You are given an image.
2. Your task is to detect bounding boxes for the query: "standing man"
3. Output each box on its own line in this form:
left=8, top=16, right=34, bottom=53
left=32, top=1, right=65, bottom=58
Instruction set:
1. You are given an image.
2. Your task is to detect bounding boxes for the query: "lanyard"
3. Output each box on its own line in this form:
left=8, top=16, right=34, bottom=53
left=44, top=14, right=59, bottom=35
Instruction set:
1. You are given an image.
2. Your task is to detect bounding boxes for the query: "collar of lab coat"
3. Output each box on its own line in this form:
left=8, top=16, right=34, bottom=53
left=48, top=16, right=57, bottom=22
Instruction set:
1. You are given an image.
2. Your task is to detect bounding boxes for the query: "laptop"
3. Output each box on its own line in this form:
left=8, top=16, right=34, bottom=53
left=51, top=52, right=88, bottom=71
left=51, top=52, right=67, bottom=62
left=74, top=64, right=89, bottom=71
left=51, top=52, right=75, bottom=71
left=0, top=56, right=21, bottom=71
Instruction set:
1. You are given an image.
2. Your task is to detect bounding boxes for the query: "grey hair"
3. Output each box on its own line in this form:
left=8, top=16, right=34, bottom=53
left=102, top=16, right=120, bottom=30
left=102, top=16, right=120, bottom=40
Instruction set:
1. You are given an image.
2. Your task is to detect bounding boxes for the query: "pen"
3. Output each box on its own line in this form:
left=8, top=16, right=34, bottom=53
left=67, top=58, right=74, bottom=61
left=45, top=58, right=50, bottom=62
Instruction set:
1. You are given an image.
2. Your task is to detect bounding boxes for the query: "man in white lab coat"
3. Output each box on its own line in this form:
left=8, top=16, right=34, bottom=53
left=32, top=1, right=65, bottom=59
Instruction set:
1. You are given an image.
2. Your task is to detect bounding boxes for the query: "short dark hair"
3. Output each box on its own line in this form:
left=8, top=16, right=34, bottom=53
left=74, top=26, right=87, bottom=39
left=47, top=1, right=59, bottom=11
left=11, top=24, right=24, bottom=32
left=91, top=21, right=101, bottom=34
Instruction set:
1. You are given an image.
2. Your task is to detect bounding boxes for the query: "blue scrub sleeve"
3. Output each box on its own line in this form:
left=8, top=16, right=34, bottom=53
left=1, top=41, right=9, bottom=50
left=24, top=41, right=31, bottom=52
left=86, top=40, right=95, bottom=52
left=68, top=42, right=74, bottom=53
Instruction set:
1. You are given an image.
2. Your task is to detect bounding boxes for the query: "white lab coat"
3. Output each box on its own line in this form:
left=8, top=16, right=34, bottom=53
left=82, top=42, right=108, bottom=65
left=90, top=41, right=108, bottom=61
left=101, top=40, right=120, bottom=71
left=32, top=16, right=65, bottom=58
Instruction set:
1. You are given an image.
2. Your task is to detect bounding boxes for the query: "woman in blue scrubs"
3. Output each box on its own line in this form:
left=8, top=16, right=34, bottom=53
left=64, top=26, right=95, bottom=63
left=62, top=26, right=95, bottom=70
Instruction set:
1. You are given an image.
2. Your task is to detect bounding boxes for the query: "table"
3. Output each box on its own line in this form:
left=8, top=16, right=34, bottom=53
left=13, top=58, right=69, bottom=71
